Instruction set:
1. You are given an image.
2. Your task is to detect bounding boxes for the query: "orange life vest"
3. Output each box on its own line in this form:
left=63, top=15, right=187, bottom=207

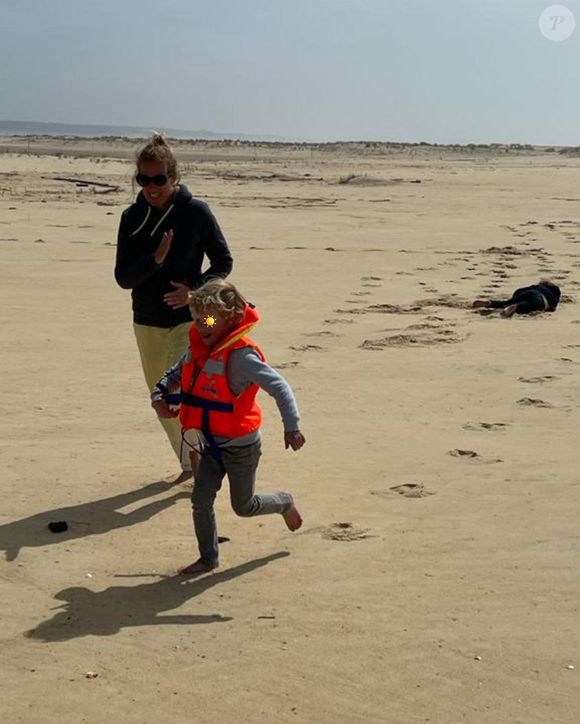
left=179, top=305, right=265, bottom=454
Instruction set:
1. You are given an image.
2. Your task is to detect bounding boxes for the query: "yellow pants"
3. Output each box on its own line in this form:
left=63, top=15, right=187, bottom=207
left=133, top=322, right=191, bottom=471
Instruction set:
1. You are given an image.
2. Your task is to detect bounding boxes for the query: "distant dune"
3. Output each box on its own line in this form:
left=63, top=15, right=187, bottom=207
left=0, top=119, right=287, bottom=142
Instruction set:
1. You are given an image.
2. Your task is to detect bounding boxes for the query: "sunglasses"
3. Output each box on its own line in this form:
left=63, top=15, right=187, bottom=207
left=136, top=173, right=169, bottom=187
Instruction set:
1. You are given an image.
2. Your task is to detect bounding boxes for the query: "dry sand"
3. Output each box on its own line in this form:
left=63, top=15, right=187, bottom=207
left=1, top=137, right=579, bottom=723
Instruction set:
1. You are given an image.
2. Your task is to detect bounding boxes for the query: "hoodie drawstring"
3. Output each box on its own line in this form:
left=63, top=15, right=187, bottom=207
left=129, top=206, right=151, bottom=237
left=150, top=203, right=175, bottom=237
left=129, top=202, right=175, bottom=239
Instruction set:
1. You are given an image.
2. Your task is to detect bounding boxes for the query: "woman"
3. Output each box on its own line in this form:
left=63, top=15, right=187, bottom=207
left=115, top=134, right=233, bottom=480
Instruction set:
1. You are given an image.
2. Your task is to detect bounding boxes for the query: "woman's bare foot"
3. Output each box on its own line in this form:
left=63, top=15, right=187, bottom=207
left=282, top=496, right=303, bottom=531
left=501, top=304, right=517, bottom=318
left=472, top=300, right=489, bottom=309
left=179, top=559, right=219, bottom=575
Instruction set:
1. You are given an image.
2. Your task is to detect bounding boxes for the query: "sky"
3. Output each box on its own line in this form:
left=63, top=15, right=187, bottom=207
left=1, top=0, right=579, bottom=144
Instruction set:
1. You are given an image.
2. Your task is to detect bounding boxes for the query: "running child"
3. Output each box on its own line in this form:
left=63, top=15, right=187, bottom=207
left=151, top=278, right=304, bottom=574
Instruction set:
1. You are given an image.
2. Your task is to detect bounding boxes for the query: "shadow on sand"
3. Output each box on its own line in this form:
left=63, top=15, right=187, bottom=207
left=25, top=552, right=289, bottom=641
left=0, top=479, right=191, bottom=561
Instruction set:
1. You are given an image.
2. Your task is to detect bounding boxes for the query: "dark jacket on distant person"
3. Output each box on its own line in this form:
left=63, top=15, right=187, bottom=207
left=489, top=282, right=561, bottom=314
left=115, top=185, right=233, bottom=327
left=510, top=283, right=561, bottom=311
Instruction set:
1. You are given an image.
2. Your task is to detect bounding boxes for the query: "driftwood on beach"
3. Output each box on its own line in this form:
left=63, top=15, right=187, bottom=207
left=48, top=176, right=120, bottom=190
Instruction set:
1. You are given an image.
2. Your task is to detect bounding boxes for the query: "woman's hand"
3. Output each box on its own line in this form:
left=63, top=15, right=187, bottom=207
left=154, top=229, right=173, bottom=265
left=284, top=430, right=306, bottom=451
left=164, top=281, right=191, bottom=309
left=152, top=399, right=179, bottom=419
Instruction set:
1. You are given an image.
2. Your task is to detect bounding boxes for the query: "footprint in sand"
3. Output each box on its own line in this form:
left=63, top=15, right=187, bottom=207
left=518, top=375, right=557, bottom=384
left=323, top=318, right=354, bottom=325
left=361, top=276, right=383, bottom=281
left=289, top=344, right=327, bottom=352
left=517, top=398, right=553, bottom=408
left=303, top=330, right=342, bottom=338
left=448, top=449, right=478, bottom=459
left=273, top=361, right=300, bottom=370
left=407, top=321, right=456, bottom=331
left=321, top=523, right=372, bottom=542
left=333, top=308, right=367, bottom=315
left=447, top=449, right=503, bottom=463
left=462, top=422, right=509, bottom=432
left=359, top=331, right=463, bottom=350
left=372, top=483, right=435, bottom=499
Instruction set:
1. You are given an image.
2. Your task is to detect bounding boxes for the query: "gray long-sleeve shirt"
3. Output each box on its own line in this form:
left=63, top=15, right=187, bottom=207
left=152, top=347, right=300, bottom=448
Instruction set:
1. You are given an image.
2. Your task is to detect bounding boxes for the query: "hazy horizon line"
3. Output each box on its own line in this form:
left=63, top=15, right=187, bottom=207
left=0, top=119, right=576, bottom=149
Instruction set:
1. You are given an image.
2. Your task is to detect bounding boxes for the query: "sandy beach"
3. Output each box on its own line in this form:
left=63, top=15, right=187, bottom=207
left=1, top=136, right=579, bottom=723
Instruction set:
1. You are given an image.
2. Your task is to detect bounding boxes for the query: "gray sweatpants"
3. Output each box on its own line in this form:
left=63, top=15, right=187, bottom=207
left=191, top=439, right=292, bottom=564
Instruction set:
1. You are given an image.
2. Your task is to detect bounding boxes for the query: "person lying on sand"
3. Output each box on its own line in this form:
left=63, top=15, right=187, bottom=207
left=472, top=280, right=561, bottom=318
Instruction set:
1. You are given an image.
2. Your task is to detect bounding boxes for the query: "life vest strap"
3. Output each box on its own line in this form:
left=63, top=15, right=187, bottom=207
left=179, top=392, right=234, bottom=413
left=177, top=392, right=234, bottom=461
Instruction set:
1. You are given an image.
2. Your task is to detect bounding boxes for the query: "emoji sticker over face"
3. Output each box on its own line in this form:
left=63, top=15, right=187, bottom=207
left=203, top=315, right=216, bottom=328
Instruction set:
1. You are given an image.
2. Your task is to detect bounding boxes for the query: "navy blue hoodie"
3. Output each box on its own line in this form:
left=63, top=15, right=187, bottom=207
left=115, top=185, right=233, bottom=327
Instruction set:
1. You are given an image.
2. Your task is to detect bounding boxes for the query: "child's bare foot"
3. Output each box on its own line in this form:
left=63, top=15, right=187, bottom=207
left=472, top=300, right=489, bottom=309
left=282, top=496, right=303, bottom=531
left=501, top=304, right=517, bottom=318
left=179, top=558, right=219, bottom=575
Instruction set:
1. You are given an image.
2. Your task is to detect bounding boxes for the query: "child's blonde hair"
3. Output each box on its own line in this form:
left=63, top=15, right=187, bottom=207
left=188, top=278, right=247, bottom=322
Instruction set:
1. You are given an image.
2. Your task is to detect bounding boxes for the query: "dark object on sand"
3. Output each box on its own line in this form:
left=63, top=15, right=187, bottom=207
left=217, top=536, right=230, bottom=544
left=48, top=521, right=68, bottom=533
left=50, top=176, right=120, bottom=190
left=473, top=281, right=561, bottom=317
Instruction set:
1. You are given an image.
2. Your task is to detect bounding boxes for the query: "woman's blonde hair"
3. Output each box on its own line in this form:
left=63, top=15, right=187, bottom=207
left=188, top=278, right=247, bottom=322
left=135, top=133, right=180, bottom=181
